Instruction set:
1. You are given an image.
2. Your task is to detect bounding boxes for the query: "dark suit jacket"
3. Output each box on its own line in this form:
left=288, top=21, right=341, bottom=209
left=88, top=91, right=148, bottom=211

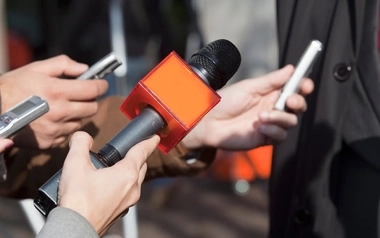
left=272, top=0, right=380, bottom=237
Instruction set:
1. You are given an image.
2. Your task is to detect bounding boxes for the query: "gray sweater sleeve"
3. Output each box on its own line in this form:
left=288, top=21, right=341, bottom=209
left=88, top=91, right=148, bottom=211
left=37, top=207, right=98, bottom=238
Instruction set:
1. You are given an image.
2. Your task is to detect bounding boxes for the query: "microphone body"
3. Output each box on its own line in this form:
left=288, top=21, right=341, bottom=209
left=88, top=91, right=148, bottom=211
left=34, top=40, right=241, bottom=216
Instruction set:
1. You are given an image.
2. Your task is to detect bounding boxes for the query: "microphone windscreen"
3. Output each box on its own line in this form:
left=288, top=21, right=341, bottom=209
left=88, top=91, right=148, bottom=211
left=188, top=39, right=241, bottom=90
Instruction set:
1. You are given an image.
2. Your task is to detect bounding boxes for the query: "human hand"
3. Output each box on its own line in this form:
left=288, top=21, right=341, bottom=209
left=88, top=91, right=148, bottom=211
left=183, top=65, right=314, bottom=150
left=58, top=131, right=160, bottom=234
left=0, top=55, right=109, bottom=149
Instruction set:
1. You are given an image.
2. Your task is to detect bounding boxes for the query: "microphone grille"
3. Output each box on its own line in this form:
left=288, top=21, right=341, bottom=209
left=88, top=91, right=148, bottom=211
left=188, top=39, right=241, bottom=90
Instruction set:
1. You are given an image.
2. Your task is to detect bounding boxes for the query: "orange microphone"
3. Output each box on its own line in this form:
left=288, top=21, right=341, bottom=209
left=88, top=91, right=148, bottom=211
left=94, top=39, right=241, bottom=161
left=34, top=39, right=241, bottom=216
left=120, top=51, right=221, bottom=153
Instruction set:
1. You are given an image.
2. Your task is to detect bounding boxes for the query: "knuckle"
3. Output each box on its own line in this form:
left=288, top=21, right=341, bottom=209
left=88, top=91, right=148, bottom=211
left=38, top=140, right=52, bottom=150
left=131, top=195, right=141, bottom=206
left=49, top=90, right=63, bottom=100
left=303, top=102, right=308, bottom=112
left=128, top=170, right=140, bottom=183
left=128, top=148, right=147, bottom=162
left=286, top=114, right=298, bottom=126
left=91, top=102, right=99, bottom=114
left=121, top=168, right=139, bottom=184
left=69, top=121, right=82, bottom=134
left=85, top=102, right=99, bottom=117
left=57, top=54, right=70, bottom=63
left=44, top=85, right=64, bottom=100
left=46, top=126, right=60, bottom=137
left=141, top=162, right=147, bottom=174
left=74, top=120, right=83, bottom=130
left=282, top=131, right=288, bottom=141
left=48, top=110, right=65, bottom=122
left=140, top=145, right=151, bottom=159
left=292, top=116, right=298, bottom=125
left=51, top=136, right=67, bottom=148
left=88, top=83, right=102, bottom=97
left=140, top=150, right=148, bottom=161
left=130, top=185, right=141, bottom=205
left=24, top=61, right=38, bottom=69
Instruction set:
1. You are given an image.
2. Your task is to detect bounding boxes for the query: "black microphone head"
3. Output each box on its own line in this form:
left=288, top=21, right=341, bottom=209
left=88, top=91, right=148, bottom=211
left=188, top=39, right=241, bottom=90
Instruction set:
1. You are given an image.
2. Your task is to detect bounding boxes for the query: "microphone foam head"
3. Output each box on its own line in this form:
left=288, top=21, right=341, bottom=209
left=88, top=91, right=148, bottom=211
left=188, top=39, right=241, bottom=90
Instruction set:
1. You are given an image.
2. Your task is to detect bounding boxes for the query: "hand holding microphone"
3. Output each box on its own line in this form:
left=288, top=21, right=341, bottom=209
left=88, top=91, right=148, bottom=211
left=34, top=39, right=242, bottom=217
left=54, top=132, right=160, bottom=235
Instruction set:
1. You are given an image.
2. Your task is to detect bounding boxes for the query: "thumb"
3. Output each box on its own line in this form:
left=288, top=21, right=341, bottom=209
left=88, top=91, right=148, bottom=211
left=254, top=65, right=294, bottom=94
left=28, top=55, right=88, bottom=77
left=115, top=135, right=160, bottom=170
left=63, top=131, right=94, bottom=171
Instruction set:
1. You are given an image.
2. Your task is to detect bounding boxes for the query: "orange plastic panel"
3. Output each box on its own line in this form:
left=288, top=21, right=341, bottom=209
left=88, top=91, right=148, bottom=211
left=120, top=51, right=221, bottom=153
left=247, top=145, right=272, bottom=179
left=210, top=146, right=273, bottom=181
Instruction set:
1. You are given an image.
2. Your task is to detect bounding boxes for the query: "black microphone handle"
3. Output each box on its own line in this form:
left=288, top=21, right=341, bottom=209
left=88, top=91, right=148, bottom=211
left=34, top=151, right=107, bottom=216
left=34, top=108, right=165, bottom=216
left=98, top=107, right=165, bottom=166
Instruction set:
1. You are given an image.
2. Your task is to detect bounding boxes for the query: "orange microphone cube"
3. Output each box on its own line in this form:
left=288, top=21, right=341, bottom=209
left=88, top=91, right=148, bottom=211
left=120, top=51, right=221, bottom=153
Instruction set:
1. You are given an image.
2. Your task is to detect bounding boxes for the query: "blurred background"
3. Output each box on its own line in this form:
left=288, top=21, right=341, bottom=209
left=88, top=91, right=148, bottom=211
left=0, top=0, right=278, bottom=237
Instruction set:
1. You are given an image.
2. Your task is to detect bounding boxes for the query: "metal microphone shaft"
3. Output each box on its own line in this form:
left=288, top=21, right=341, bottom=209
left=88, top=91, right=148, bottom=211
left=98, top=107, right=165, bottom=166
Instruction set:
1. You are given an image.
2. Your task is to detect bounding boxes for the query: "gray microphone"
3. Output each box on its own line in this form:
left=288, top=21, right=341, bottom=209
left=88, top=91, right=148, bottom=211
left=33, top=39, right=241, bottom=216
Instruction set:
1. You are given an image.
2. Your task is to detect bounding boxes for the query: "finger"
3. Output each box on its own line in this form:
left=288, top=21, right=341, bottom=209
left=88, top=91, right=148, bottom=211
left=252, top=65, right=295, bottom=94
left=62, top=101, right=99, bottom=120
left=117, top=135, right=160, bottom=171
left=63, top=131, right=93, bottom=171
left=52, top=119, right=83, bottom=139
left=286, top=94, right=307, bottom=113
left=59, top=79, right=109, bottom=101
left=28, top=55, right=89, bottom=77
left=0, top=139, right=14, bottom=153
left=258, top=124, right=288, bottom=143
left=259, top=111, right=298, bottom=129
left=51, top=136, right=68, bottom=148
left=34, top=119, right=82, bottom=143
left=299, top=78, right=314, bottom=95
left=137, top=163, right=147, bottom=185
